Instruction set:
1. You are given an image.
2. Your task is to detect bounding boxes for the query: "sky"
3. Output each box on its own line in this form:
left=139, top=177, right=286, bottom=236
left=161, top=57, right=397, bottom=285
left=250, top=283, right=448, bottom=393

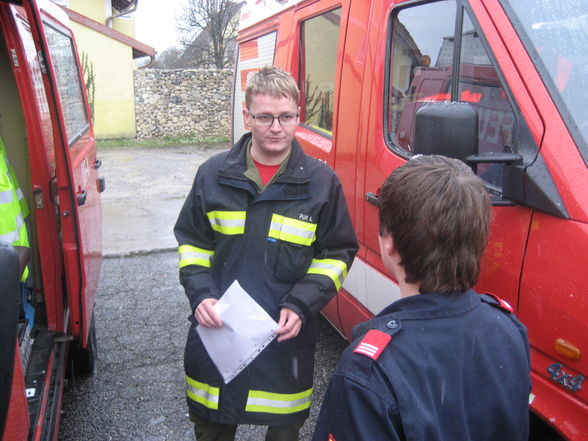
left=134, top=0, right=188, bottom=53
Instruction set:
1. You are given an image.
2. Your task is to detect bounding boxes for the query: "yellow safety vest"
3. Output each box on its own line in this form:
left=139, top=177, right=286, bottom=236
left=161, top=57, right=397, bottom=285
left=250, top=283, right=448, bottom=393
left=0, top=137, right=30, bottom=281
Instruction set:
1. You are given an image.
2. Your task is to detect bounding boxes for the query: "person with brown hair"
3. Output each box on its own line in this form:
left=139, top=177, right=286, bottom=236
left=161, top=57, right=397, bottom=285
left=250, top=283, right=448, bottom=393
left=175, top=66, right=358, bottom=441
left=312, top=155, right=531, bottom=441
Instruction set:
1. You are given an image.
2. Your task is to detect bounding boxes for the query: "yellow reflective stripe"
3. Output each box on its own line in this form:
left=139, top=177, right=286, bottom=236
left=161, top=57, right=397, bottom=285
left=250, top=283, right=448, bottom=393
left=245, top=388, right=312, bottom=414
left=268, top=214, right=316, bottom=246
left=178, top=244, right=214, bottom=268
left=307, top=258, right=348, bottom=290
left=186, top=376, right=220, bottom=410
left=207, top=210, right=246, bottom=235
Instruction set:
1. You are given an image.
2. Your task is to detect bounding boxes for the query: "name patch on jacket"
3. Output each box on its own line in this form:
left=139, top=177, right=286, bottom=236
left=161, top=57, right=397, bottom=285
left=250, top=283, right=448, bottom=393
left=353, top=329, right=391, bottom=360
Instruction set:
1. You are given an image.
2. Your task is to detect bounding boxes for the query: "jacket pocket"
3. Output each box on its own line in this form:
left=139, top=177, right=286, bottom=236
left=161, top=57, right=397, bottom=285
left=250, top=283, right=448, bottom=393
left=267, top=213, right=316, bottom=284
left=273, top=241, right=312, bottom=284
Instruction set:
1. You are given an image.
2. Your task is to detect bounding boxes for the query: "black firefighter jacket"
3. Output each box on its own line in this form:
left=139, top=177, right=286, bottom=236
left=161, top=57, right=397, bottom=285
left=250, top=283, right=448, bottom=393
left=174, top=133, right=358, bottom=426
left=312, top=291, right=532, bottom=441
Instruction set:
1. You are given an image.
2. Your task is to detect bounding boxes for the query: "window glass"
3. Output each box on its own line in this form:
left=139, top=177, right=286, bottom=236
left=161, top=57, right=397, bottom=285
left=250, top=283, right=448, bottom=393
left=44, top=24, right=88, bottom=145
left=387, top=0, right=456, bottom=152
left=501, top=0, right=588, bottom=160
left=458, top=11, right=516, bottom=187
left=386, top=1, right=517, bottom=188
left=300, top=8, right=341, bottom=135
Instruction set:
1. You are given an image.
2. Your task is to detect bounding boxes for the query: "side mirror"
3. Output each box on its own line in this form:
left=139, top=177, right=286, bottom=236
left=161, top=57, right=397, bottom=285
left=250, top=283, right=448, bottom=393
left=413, top=101, right=479, bottom=162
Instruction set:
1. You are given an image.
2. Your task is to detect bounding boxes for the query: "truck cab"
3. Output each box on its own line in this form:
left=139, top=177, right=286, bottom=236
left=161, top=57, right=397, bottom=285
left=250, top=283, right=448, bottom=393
left=233, top=0, right=588, bottom=439
left=0, top=0, right=103, bottom=439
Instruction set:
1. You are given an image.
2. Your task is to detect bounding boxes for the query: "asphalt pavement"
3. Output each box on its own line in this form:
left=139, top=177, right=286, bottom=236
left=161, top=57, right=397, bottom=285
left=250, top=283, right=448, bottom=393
left=58, top=143, right=348, bottom=441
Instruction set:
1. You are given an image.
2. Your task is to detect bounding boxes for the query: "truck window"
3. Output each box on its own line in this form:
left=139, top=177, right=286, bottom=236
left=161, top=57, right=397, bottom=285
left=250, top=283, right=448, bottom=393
left=501, top=0, right=588, bottom=164
left=44, top=23, right=89, bottom=145
left=386, top=0, right=517, bottom=188
left=299, top=7, right=342, bottom=136
left=386, top=0, right=456, bottom=152
left=458, top=10, right=516, bottom=187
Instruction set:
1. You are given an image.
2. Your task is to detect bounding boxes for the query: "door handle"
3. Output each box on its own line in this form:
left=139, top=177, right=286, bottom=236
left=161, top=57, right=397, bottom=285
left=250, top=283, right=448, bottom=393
left=97, top=176, right=106, bottom=193
left=366, top=192, right=379, bottom=206
left=77, top=190, right=87, bottom=206
left=94, top=159, right=102, bottom=169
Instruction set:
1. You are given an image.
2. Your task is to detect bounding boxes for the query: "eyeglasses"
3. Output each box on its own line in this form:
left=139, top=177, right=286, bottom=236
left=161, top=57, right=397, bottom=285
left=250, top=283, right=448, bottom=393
left=247, top=111, right=299, bottom=126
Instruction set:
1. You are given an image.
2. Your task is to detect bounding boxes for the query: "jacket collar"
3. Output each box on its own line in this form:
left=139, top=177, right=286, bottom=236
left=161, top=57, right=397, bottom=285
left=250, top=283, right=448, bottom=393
left=354, top=290, right=481, bottom=337
left=219, top=133, right=310, bottom=185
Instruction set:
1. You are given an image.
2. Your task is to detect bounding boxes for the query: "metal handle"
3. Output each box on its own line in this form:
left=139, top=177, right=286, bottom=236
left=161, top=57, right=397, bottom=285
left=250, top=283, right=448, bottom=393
left=366, top=192, right=379, bottom=206
left=77, top=190, right=87, bottom=206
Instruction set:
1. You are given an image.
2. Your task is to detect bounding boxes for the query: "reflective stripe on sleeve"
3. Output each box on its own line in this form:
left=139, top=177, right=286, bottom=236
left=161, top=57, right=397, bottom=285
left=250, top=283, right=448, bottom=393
left=206, top=211, right=246, bottom=235
left=307, top=258, right=348, bottom=290
left=245, top=388, right=312, bottom=414
left=0, top=189, right=13, bottom=204
left=178, top=244, right=214, bottom=268
left=1, top=212, right=24, bottom=244
left=0, top=228, right=18, bottom=243
left=186, top=376, right=220, bottom=410
left=268, top=214, right=316, bottom=246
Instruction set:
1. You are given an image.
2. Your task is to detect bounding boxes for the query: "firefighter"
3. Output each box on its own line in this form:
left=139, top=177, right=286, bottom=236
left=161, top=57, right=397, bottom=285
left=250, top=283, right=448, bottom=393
left=0, top=137, right=29, bottom=281
left=174, top=66, right=358, bottom=441
left=312, top=156, right=531, bottom=441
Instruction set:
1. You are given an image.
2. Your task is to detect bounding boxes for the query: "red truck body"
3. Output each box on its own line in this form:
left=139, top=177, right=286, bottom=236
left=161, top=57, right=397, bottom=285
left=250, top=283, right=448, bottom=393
left=233, top=0, right=588, bottom=439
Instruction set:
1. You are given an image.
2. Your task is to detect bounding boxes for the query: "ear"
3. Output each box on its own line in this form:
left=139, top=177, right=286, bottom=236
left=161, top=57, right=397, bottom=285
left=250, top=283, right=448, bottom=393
left=243, top=108, right=251, bottom=129
left=380, top=232, right=395, bottom=258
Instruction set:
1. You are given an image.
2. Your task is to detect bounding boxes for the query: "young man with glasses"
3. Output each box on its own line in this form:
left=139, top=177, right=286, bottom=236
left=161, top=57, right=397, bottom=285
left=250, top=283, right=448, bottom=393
left=175, top=66, right=358, bottom=441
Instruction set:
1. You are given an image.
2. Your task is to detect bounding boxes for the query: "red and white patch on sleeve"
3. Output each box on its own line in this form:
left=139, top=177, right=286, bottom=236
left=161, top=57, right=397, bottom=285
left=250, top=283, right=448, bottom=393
left=328, top=435, right=337, bottom=441
left=353, top=329, right=392, bottom=360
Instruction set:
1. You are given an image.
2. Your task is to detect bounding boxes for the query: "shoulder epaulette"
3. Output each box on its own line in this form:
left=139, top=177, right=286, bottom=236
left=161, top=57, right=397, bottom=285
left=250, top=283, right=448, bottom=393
left=480, top=293, right=514, bottom=313
left=353, top=329, right=392, bottom=360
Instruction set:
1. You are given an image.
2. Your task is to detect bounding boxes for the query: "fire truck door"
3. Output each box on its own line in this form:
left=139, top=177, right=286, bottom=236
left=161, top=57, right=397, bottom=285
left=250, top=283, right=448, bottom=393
left=362, top=0, right=541, bottom=315
left=23, top=0, right=102, bottom=342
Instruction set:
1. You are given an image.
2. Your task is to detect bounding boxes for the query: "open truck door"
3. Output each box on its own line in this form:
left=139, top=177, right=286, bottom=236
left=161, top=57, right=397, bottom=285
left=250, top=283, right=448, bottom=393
left=1, top=0, right=102, bottom=439
left=19, top=0, right=103, bottom=346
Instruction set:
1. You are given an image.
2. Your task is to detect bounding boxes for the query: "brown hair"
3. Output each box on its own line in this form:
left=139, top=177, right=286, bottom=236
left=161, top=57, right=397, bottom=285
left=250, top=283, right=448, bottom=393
left=378, top=155, right=491, bottom=293
left=245, top=66, right=300, bottom=108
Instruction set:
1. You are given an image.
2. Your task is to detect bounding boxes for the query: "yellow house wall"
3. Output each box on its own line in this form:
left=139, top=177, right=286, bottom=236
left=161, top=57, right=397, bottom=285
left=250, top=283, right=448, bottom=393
left=72, top=23, right=137, bottom=138
left=112, top=16, right=136, bottom=37
left=69, top=0, right=108, bottom=24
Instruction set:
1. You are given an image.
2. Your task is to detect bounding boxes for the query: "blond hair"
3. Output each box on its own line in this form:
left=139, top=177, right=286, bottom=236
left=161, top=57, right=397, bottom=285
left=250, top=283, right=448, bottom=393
left=245, top=66, right=300, bottom=108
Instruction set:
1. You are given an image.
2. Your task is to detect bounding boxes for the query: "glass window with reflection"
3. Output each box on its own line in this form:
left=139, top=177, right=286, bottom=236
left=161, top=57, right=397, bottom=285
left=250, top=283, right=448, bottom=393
left=387, top=0, right=456, bottom=151
left=386, top=1, right=517, bottom=188
left=44, top=23, right=89, bottom=145
left=299, top=8, right=342, bottom=135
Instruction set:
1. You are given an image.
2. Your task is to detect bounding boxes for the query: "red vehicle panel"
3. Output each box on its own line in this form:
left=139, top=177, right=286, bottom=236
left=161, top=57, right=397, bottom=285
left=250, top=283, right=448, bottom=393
left=232, top=0, right=588, bottom=438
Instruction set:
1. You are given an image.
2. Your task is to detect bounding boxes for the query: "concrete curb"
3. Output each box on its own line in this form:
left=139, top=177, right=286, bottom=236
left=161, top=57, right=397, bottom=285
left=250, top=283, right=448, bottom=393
left=103, top=247, right=176, bottom=259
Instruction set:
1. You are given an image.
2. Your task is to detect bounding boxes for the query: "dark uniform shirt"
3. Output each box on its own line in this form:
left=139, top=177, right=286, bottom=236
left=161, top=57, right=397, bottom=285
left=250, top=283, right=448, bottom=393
left=313, top=290, right=531, bottom=441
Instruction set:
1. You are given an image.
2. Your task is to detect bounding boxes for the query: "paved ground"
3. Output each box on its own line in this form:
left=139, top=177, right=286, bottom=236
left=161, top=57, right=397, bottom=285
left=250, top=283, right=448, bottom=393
left=58, top=143, right=348, bottom=441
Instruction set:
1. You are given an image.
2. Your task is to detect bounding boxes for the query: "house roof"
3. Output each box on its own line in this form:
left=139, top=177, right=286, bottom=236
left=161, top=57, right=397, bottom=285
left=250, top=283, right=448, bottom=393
left=112, top=0, right=135, bottom=13
left=62, top=7, right=156, bottom=59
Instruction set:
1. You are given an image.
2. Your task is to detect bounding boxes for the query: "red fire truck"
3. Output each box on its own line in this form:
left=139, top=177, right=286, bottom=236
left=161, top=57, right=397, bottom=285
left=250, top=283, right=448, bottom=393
left=0, top=0, right=103, bottom=439
left=233, top=0, right=588, bottom=439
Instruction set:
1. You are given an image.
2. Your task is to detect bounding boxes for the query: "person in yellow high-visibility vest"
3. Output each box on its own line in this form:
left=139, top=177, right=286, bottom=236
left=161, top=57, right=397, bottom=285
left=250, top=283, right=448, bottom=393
left=0, top=137, right=30, bottom=281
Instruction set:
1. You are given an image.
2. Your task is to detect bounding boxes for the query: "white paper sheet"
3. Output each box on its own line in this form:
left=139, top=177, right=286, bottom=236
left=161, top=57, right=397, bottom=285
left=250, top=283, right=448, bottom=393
left=196, top=280, right=278, bottom=383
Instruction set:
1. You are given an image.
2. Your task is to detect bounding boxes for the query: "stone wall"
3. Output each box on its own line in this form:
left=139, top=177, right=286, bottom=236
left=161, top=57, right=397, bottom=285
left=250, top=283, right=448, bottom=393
left=134, top=69, right=233, bottom=139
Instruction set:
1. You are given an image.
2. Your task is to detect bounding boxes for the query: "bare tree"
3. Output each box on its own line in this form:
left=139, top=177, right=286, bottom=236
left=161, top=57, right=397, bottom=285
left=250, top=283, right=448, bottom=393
left=153, top=47, right=186, bottom=69
left=177, top=0, right=243, bottom=69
